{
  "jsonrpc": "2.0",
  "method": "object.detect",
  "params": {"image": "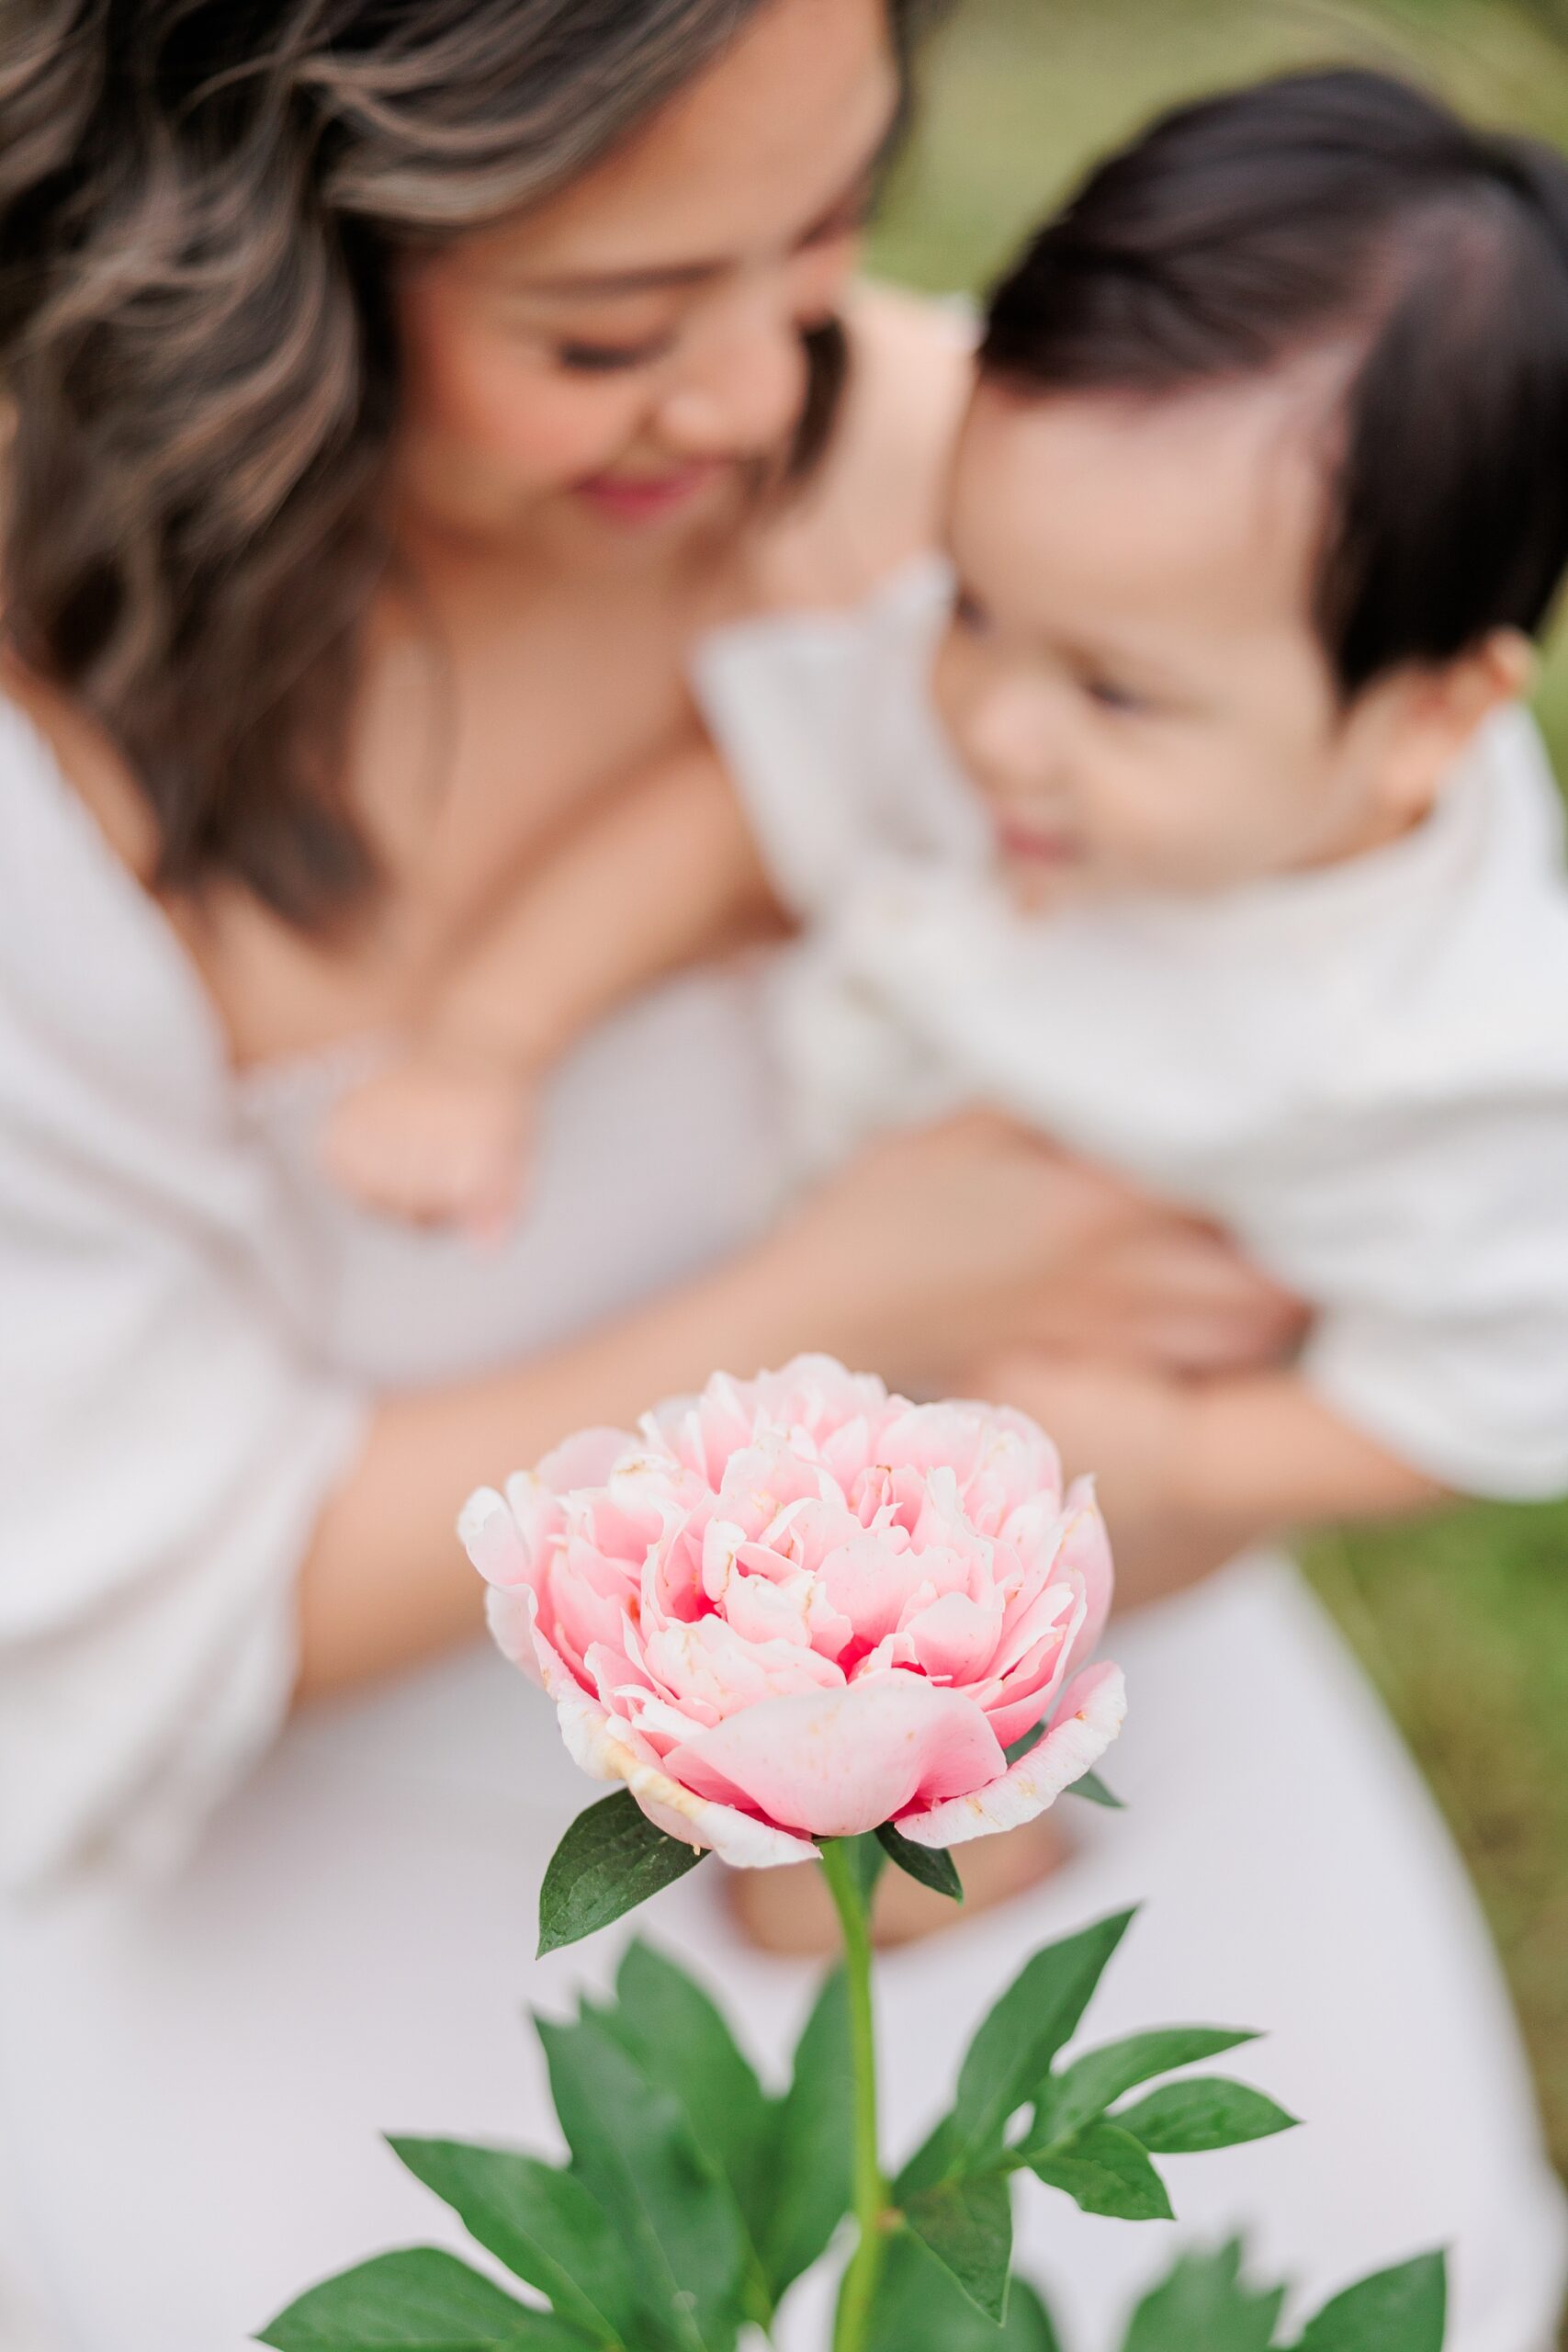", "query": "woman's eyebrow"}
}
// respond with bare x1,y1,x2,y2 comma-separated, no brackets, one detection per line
519,255,729,299
513,150,883,301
